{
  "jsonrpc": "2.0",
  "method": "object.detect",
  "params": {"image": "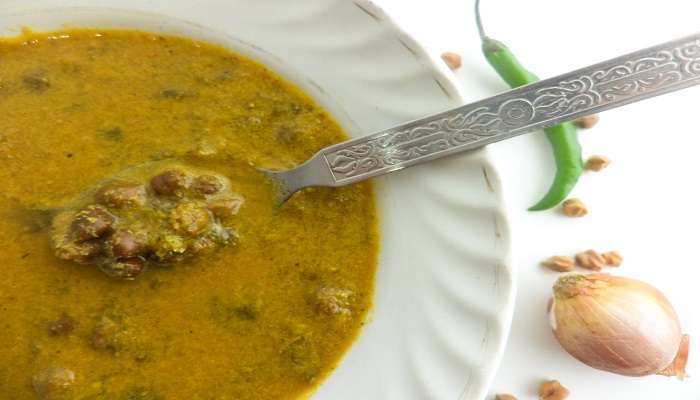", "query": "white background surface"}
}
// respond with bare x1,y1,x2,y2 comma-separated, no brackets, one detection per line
375,0,700,398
